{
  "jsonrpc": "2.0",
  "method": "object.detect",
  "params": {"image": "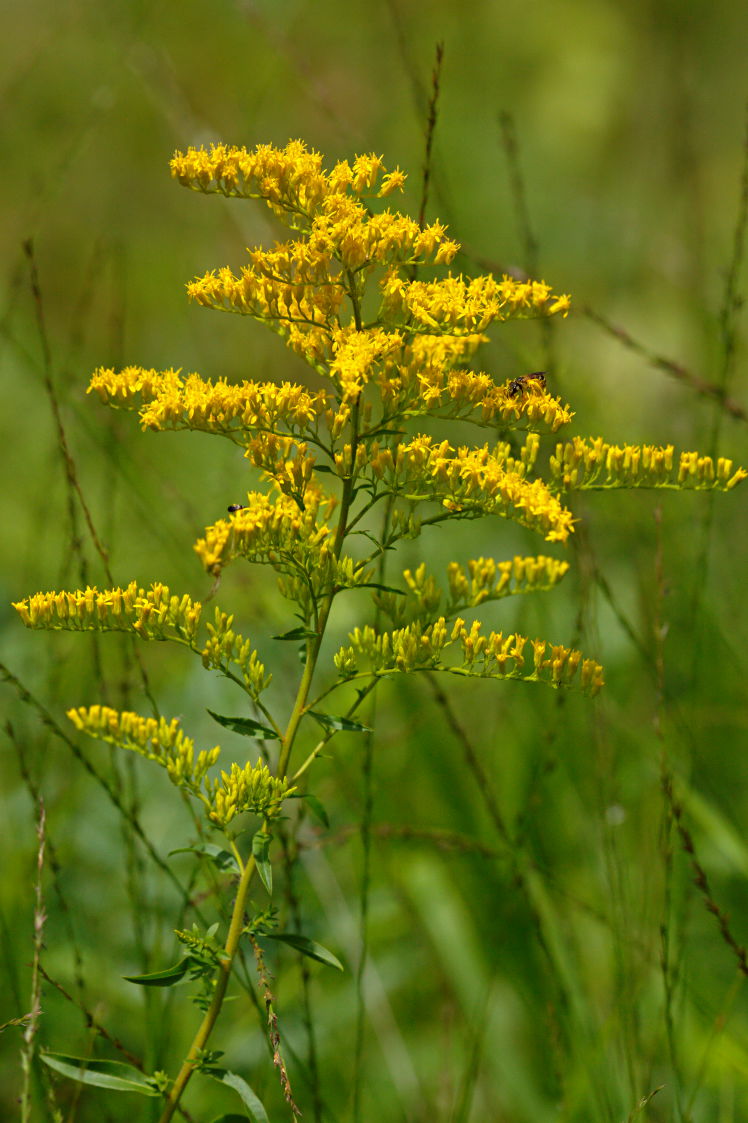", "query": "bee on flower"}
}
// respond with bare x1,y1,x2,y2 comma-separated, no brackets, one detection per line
508,371,547,398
